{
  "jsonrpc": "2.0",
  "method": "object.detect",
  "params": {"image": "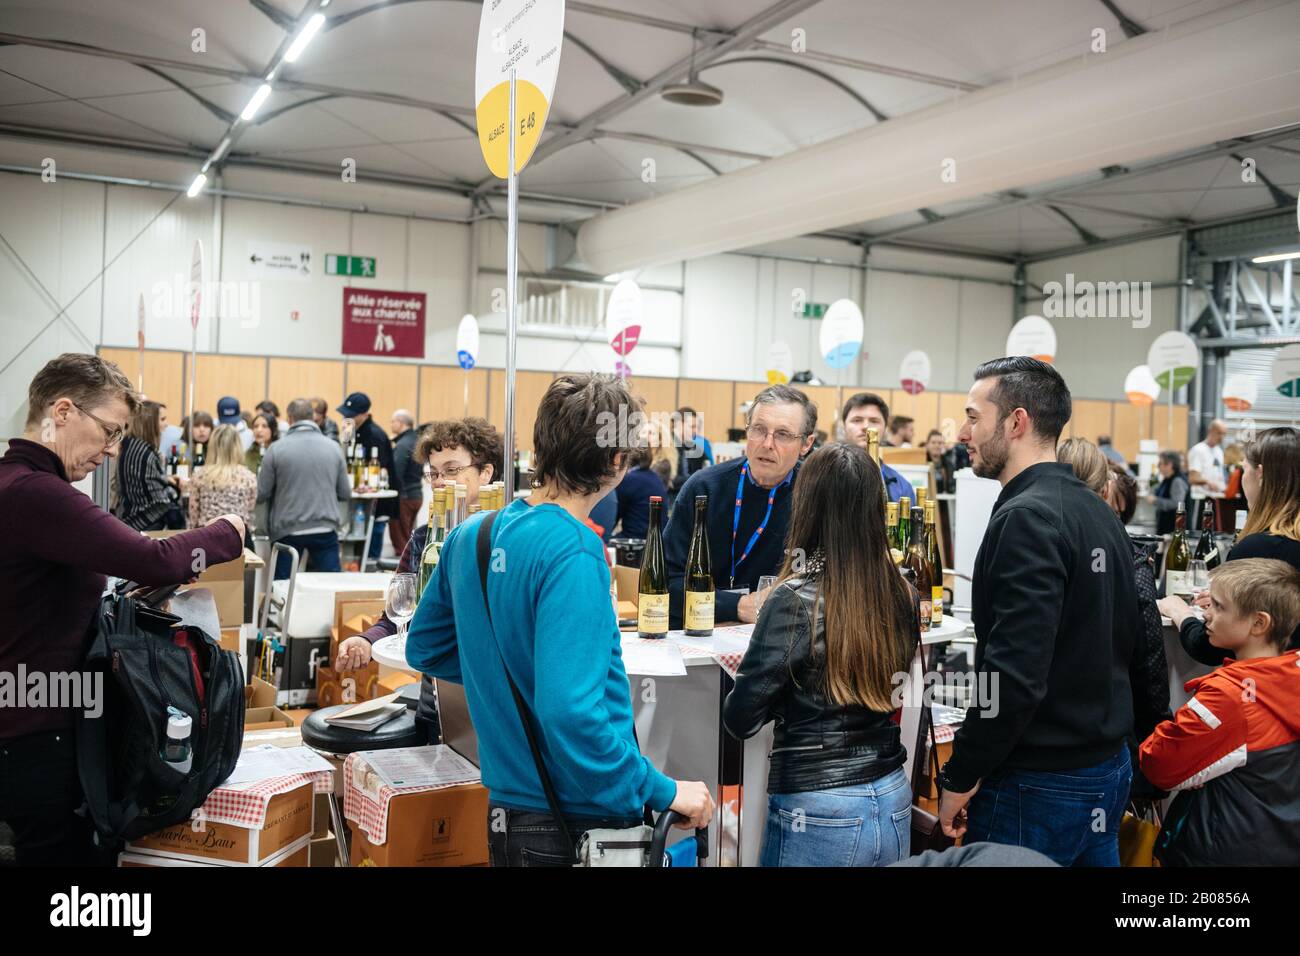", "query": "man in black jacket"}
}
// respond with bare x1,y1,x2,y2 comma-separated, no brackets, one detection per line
937,357,1138,867
337,392,397,560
